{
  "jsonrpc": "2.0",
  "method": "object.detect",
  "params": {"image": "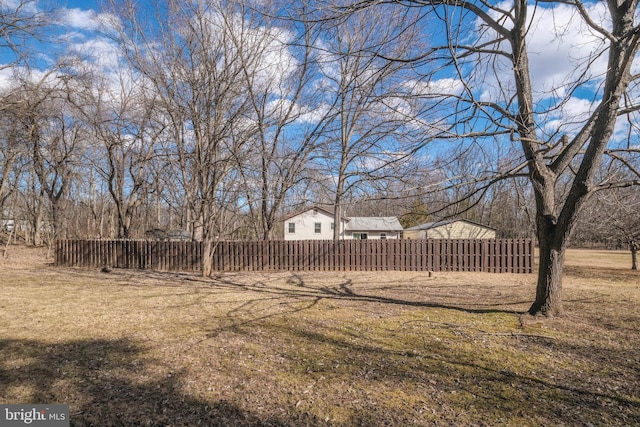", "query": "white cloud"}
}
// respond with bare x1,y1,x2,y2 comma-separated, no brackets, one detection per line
296,102,331,124
404,78,464,97
58,7,121,32
67,37,121,70
206,9,297,79
527,3,609,97
52,7,123,74
250,26,299,93
477,2,611,102
59,8,102,31
0,68,17,91
449,1,640,144
543,96,594,135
